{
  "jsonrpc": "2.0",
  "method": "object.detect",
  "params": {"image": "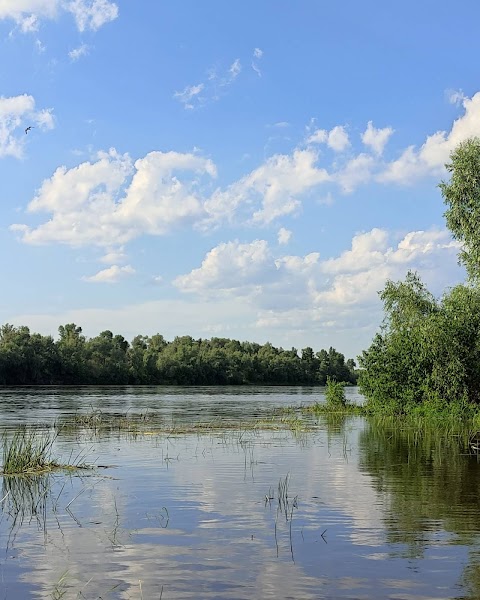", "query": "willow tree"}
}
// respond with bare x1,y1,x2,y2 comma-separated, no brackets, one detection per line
440,137,480,282
359,138,480,412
